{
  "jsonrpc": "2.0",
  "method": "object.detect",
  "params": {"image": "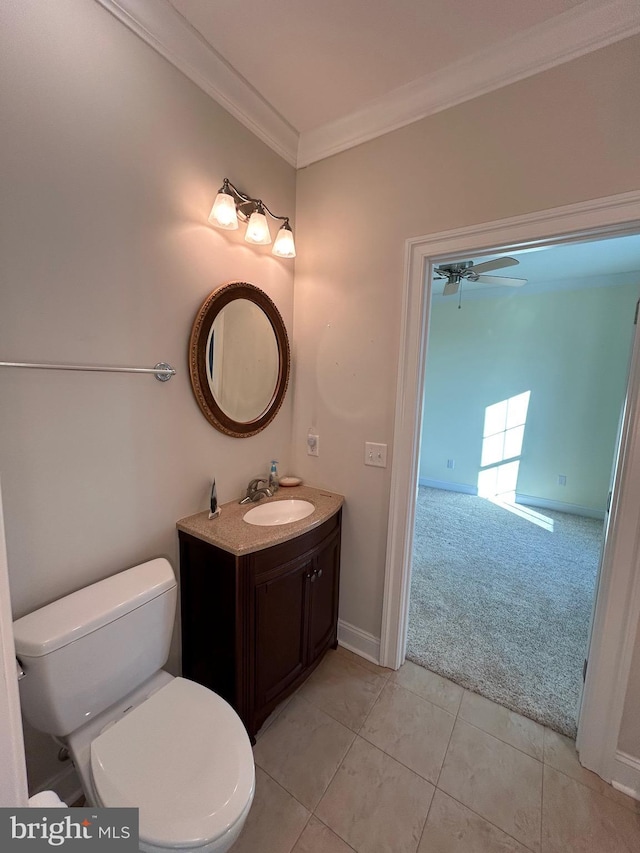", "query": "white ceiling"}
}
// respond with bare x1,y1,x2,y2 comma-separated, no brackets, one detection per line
96,0,640,166
169,0,585,133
